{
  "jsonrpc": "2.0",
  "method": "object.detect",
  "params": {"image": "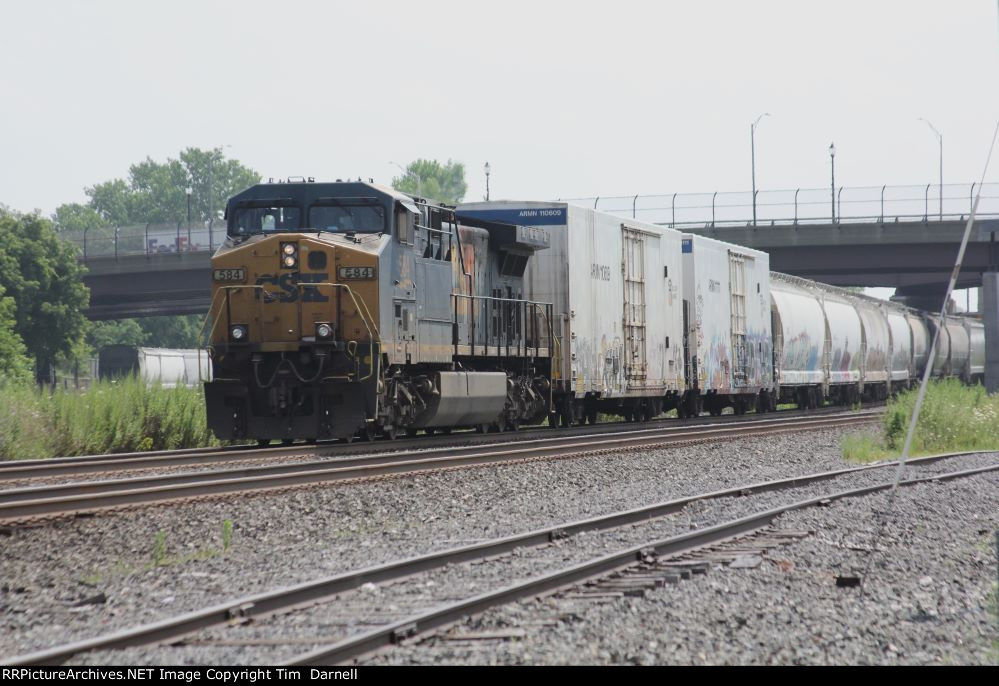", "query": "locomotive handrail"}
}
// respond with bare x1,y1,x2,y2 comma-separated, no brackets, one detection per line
197,284,269,383
299,282,381,384
451,293,555,361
